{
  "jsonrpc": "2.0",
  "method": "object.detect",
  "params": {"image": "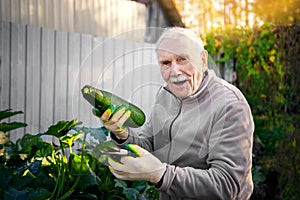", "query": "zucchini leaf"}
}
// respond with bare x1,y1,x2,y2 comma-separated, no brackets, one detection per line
44,119,81,138
16,134,49,156
84,126,108,142
0,109,24,121
89,140,115,160
0,122,27,132
115,179,140,200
